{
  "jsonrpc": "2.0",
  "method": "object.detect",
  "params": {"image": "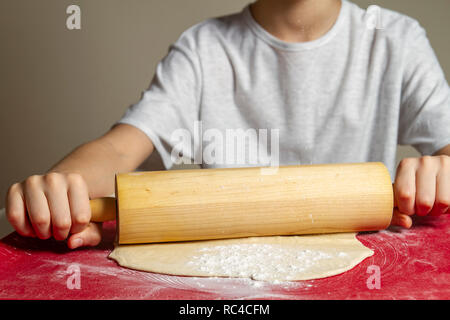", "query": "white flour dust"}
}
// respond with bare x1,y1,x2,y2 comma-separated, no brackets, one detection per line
187,243,336,281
